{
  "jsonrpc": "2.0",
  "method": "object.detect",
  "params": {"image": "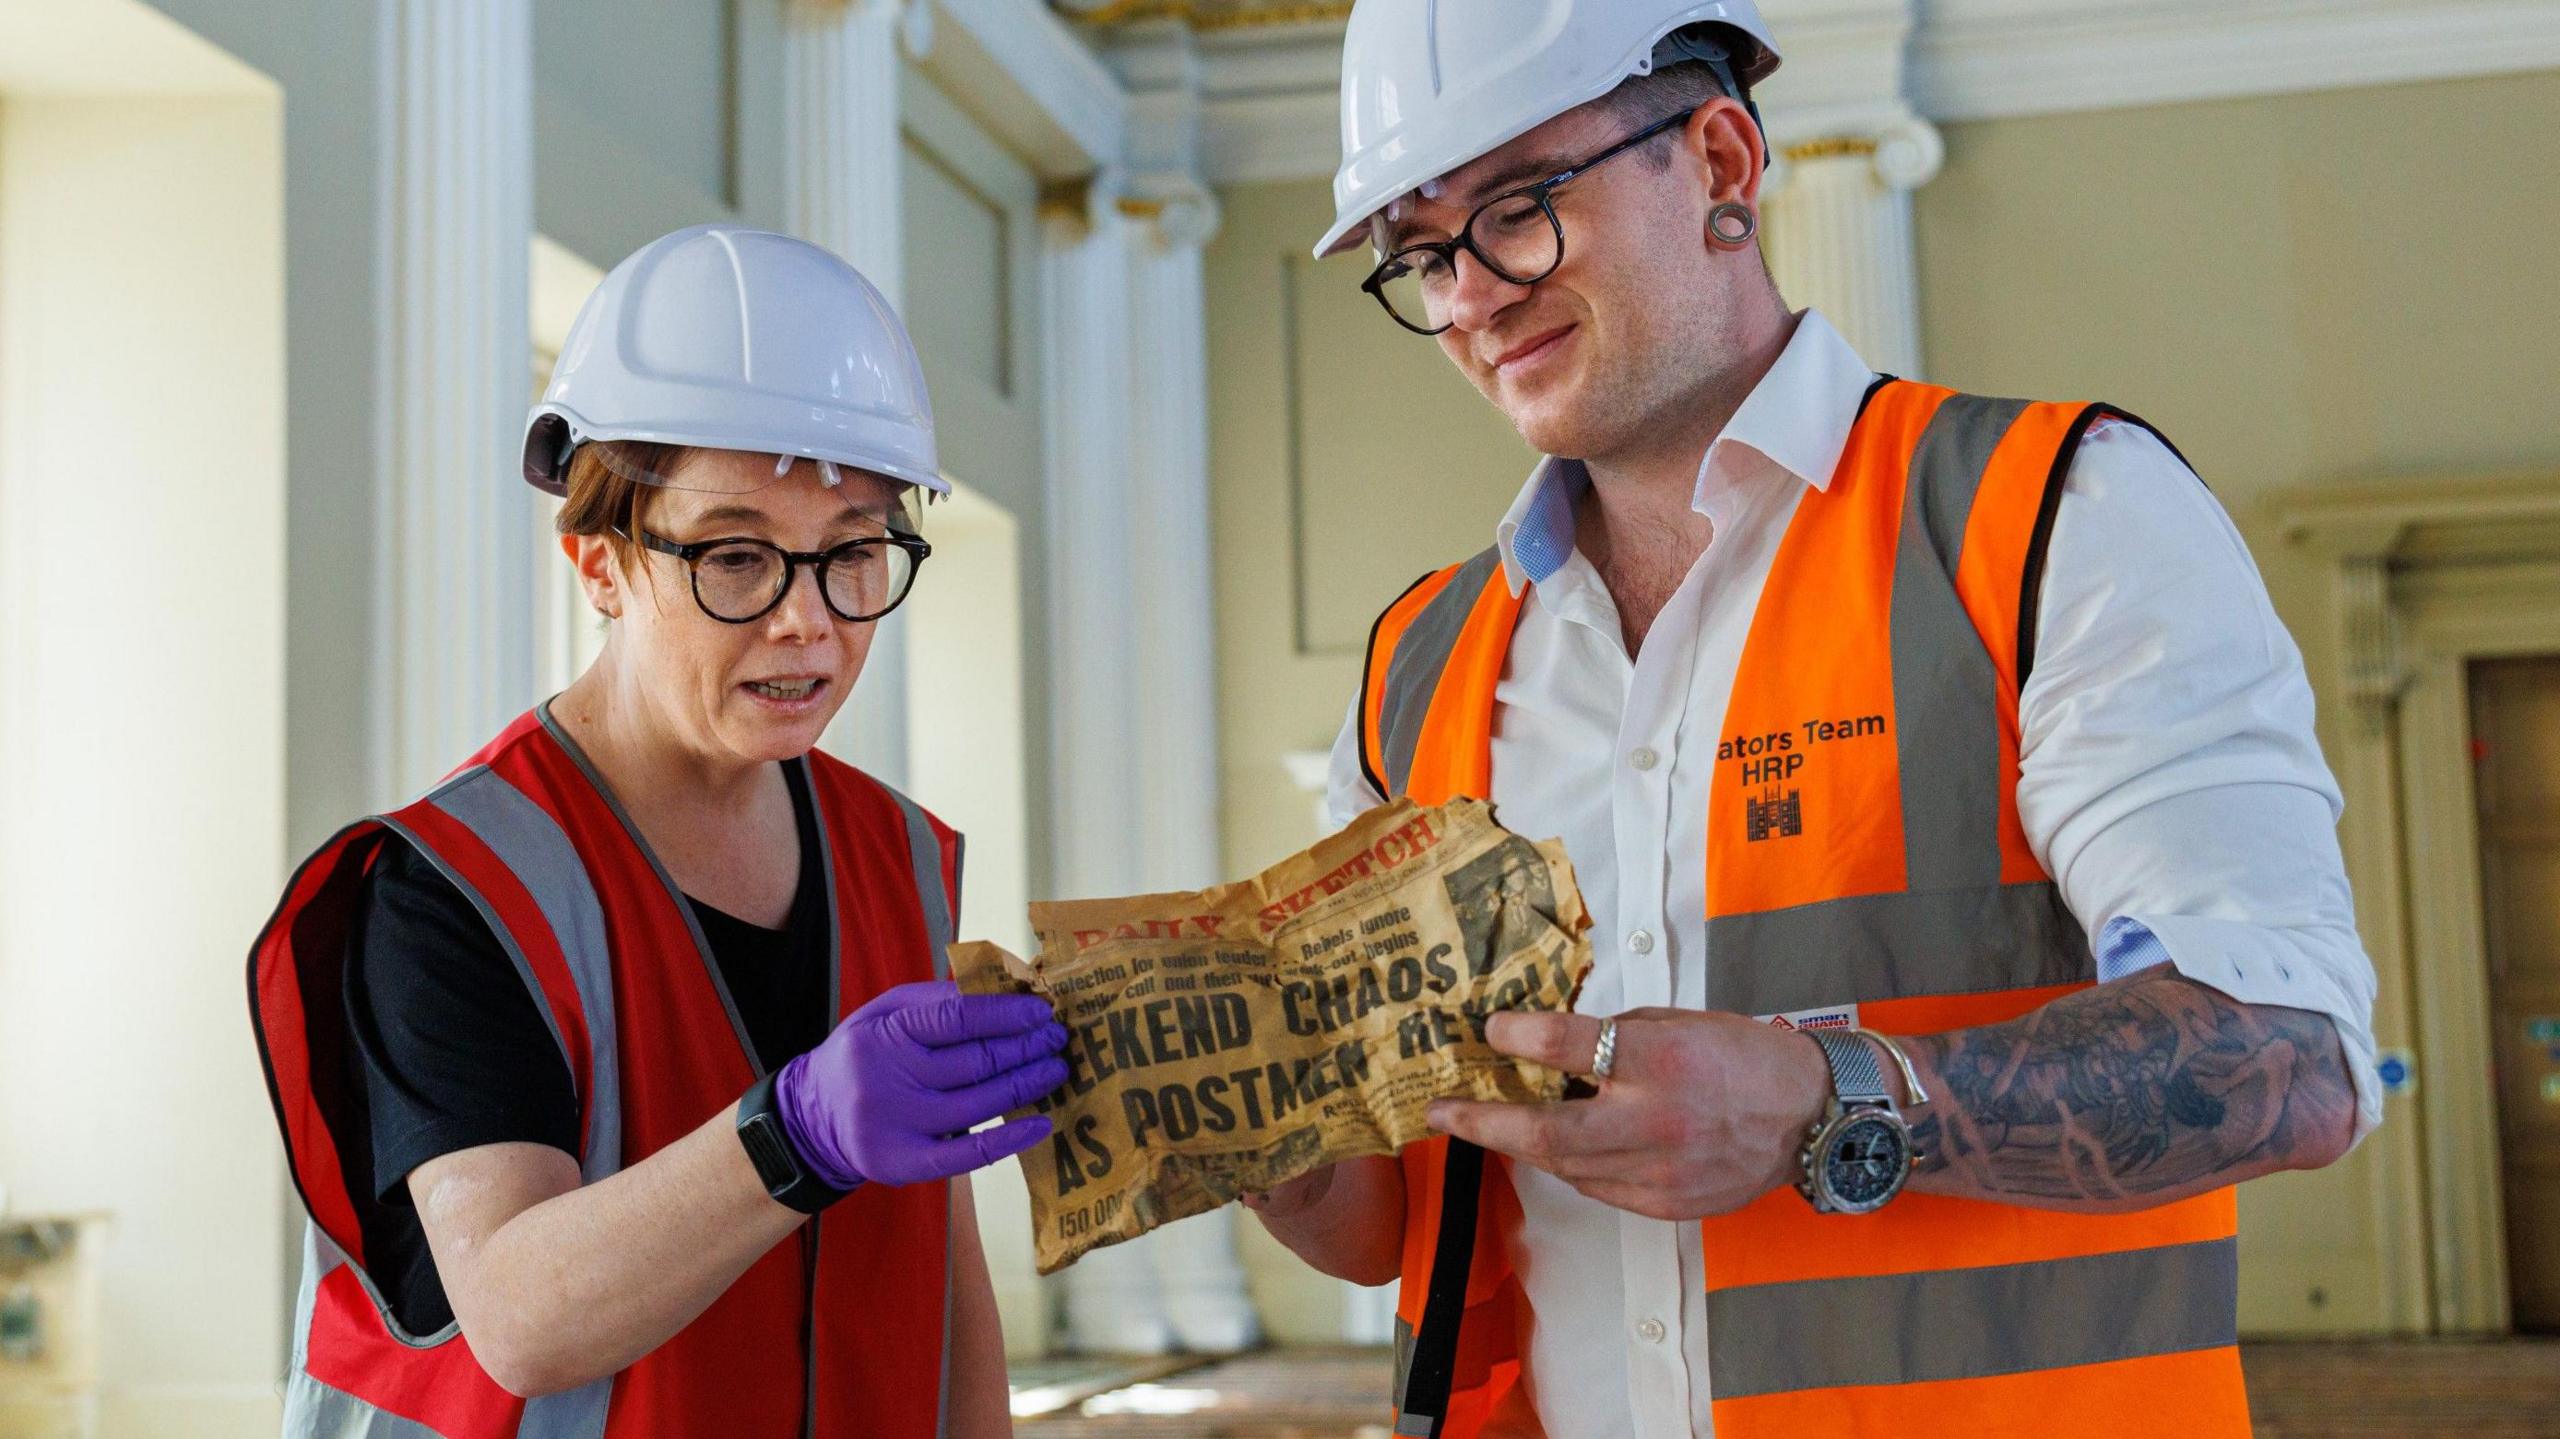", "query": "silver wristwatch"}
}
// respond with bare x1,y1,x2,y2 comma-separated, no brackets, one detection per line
1796,1028,1915,1215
